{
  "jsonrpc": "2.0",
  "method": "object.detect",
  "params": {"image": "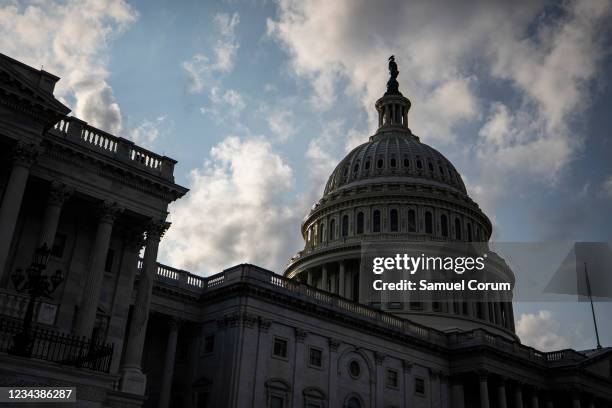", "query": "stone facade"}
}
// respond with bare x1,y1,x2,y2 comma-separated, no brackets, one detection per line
0,53,611,408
